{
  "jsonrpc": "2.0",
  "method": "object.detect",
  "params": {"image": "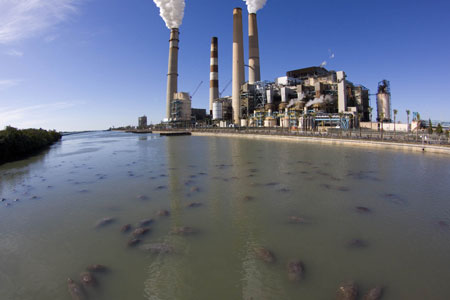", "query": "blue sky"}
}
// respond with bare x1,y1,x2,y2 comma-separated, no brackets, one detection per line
0,0,449,131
